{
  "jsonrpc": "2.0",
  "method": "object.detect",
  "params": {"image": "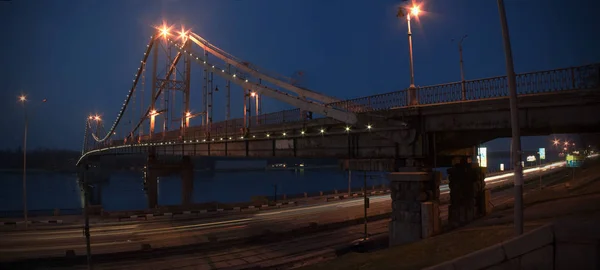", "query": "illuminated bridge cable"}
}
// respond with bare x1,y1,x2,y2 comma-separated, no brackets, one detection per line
169,39,358,124
190,32,372,113
188,32,340,105
90,35,157,143
126,37,193,142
